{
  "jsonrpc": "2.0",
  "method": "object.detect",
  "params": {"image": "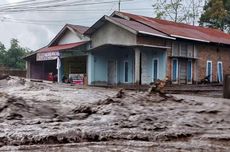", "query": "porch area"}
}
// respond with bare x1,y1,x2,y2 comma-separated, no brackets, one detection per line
87,44,168,86
25,42,88,84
